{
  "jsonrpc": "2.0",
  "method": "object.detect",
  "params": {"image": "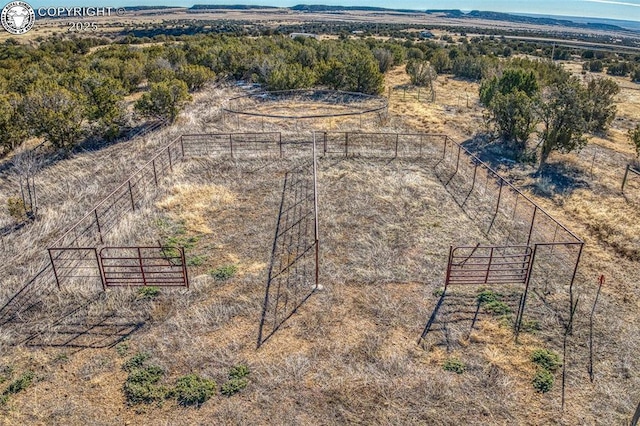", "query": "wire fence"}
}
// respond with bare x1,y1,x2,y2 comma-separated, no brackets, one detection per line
433,137,584,330
2,131,584,346
258,156,319,347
